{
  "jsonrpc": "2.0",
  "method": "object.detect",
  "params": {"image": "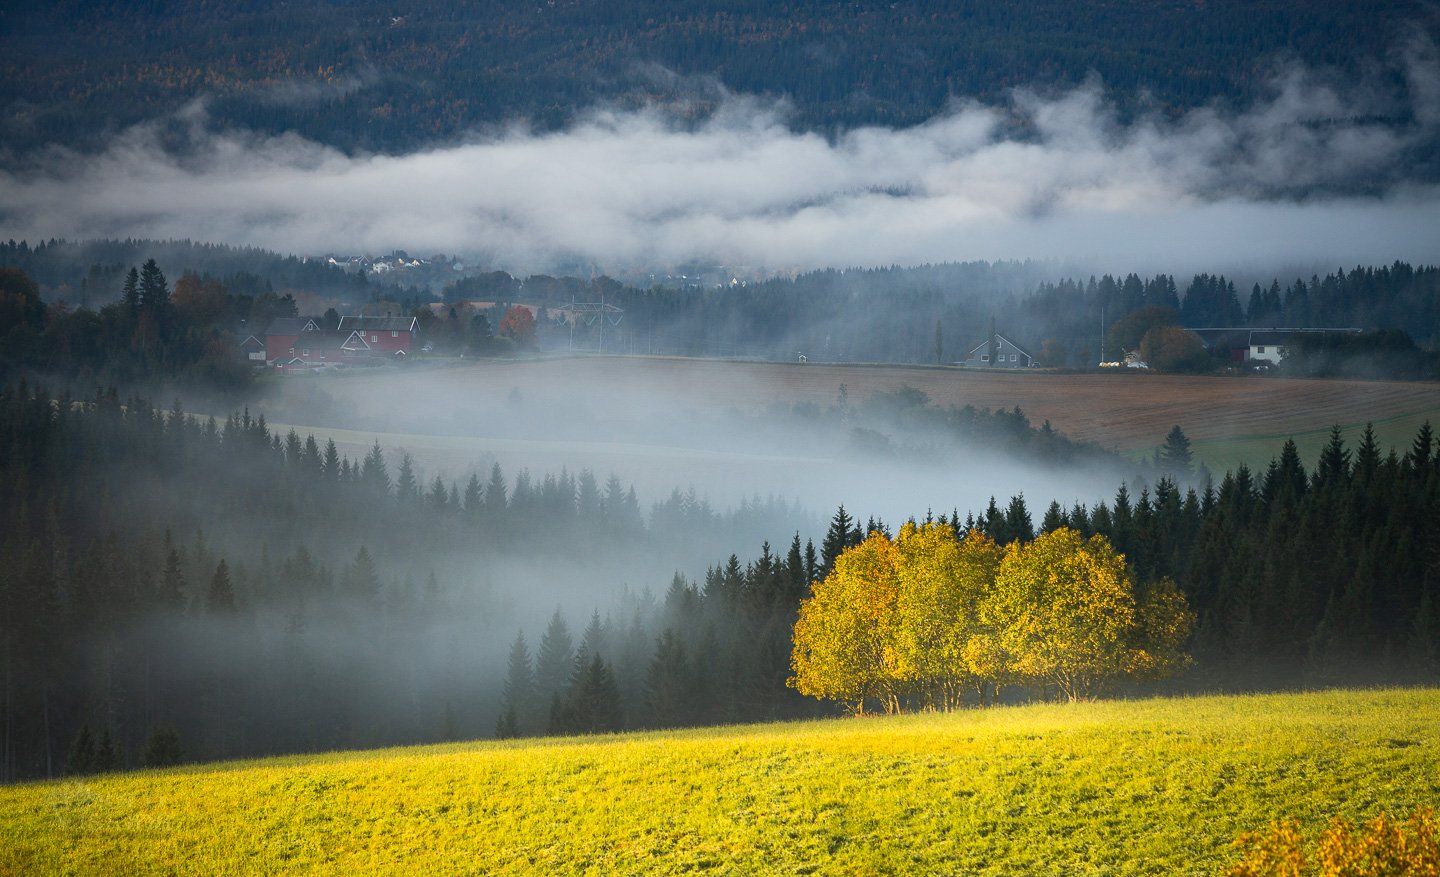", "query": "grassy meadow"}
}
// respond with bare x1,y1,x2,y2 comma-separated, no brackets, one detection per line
3,688,1438,875
1143,407,1440,474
